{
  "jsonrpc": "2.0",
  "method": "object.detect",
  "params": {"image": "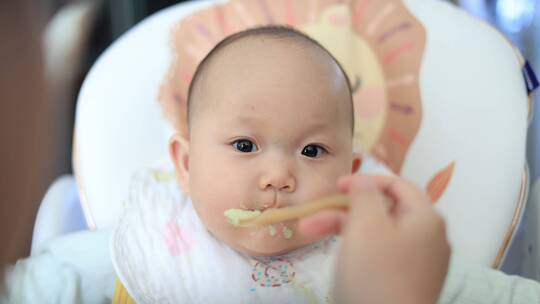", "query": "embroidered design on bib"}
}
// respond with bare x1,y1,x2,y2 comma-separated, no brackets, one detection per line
251,258,296,287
